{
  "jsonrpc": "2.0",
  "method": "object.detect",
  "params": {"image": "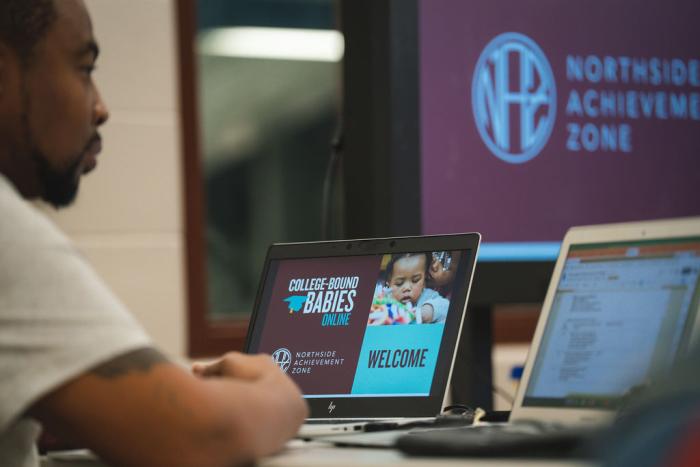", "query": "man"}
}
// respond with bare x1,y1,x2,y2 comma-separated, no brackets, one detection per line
0,1,307,465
